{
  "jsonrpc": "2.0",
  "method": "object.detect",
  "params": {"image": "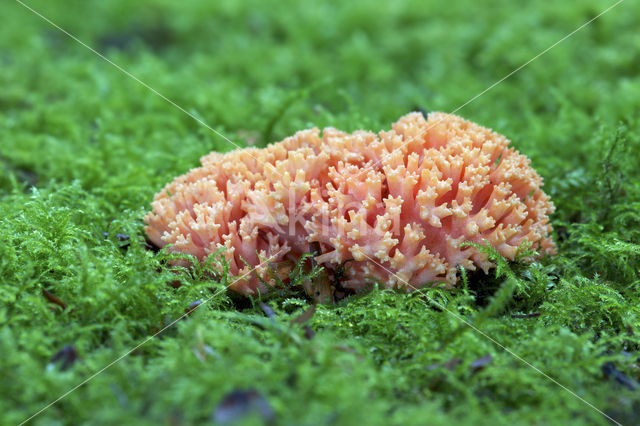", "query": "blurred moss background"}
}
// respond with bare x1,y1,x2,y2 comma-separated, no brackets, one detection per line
1,0,639,425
